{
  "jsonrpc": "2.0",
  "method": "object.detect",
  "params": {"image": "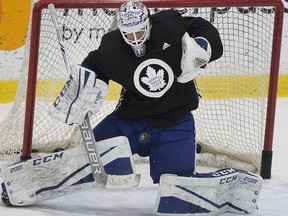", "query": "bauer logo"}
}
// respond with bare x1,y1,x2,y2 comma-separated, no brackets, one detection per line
33,152,64,166
80,118,102,174
10,164,23,173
